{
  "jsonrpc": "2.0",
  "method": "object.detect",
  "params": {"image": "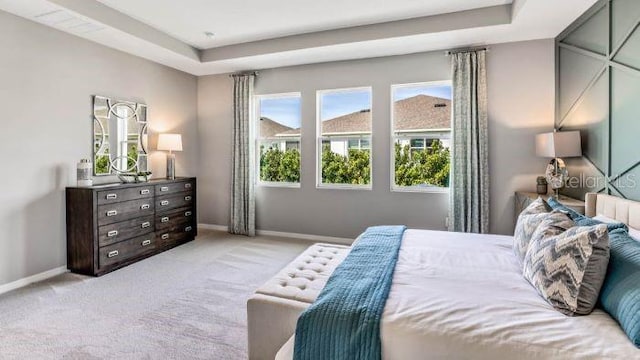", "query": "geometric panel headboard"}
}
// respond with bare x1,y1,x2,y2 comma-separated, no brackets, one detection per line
556,0,640,201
